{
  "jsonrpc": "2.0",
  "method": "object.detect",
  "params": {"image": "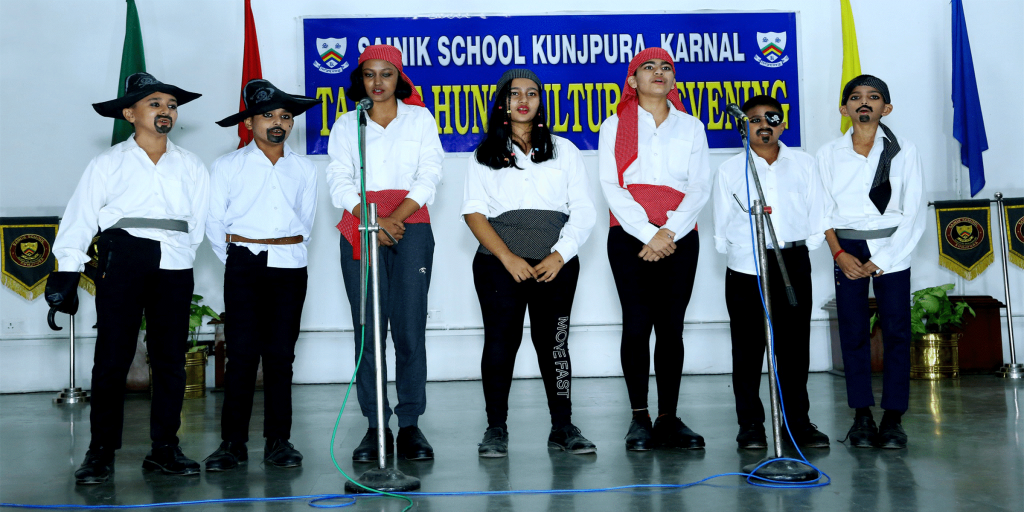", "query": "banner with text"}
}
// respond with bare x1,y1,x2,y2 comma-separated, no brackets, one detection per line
303,12,801,154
